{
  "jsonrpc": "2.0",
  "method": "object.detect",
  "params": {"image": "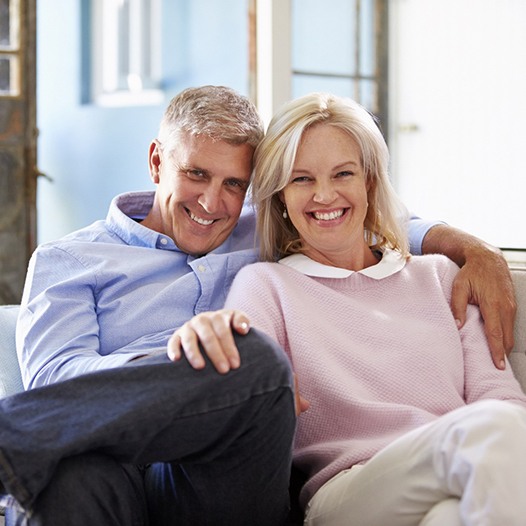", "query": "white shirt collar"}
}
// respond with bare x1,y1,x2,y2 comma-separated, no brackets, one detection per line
278,248,406,279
